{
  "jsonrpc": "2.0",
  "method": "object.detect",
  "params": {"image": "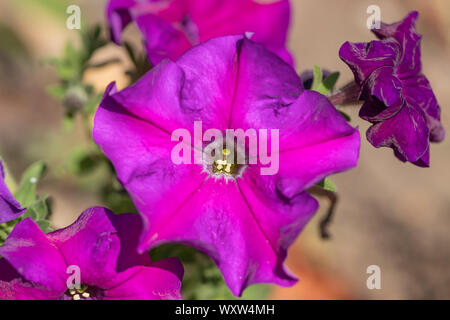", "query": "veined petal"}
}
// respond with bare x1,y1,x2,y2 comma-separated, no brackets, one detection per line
339,39,399,85
366,104,429,162
372,11,422,77
360,66,403,109
402,74,445,143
